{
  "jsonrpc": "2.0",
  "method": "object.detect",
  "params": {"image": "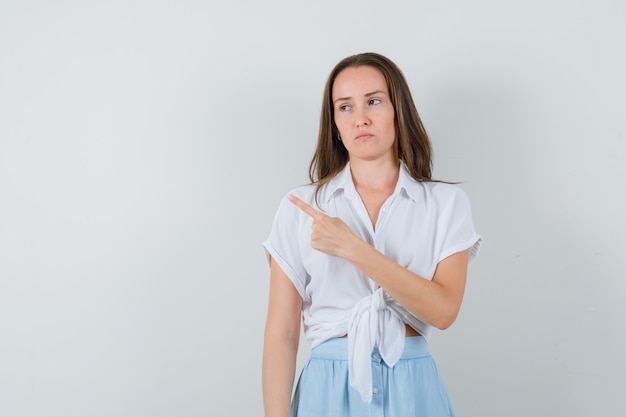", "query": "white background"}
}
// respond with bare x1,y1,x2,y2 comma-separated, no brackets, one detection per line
1,1,625,416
